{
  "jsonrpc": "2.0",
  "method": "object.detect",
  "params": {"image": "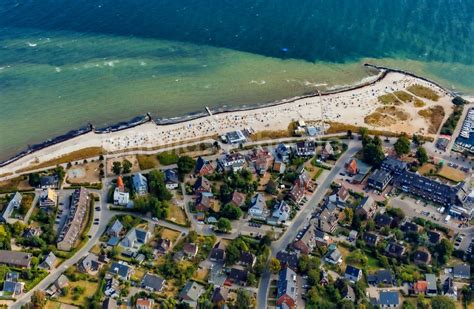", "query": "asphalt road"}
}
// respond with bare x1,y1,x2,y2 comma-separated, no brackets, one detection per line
257,140,361,309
